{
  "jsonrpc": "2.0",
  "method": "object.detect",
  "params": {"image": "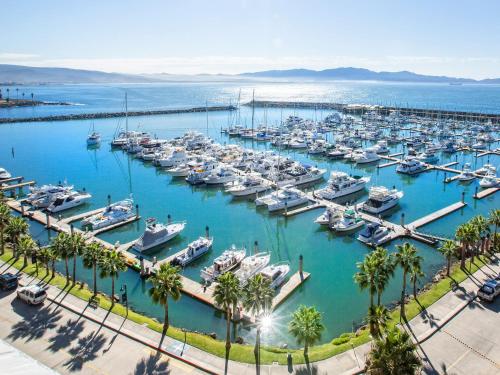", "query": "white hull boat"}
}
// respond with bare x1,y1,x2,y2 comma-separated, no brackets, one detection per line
47,191,92,213
133,219,186,252
171,237,213,266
